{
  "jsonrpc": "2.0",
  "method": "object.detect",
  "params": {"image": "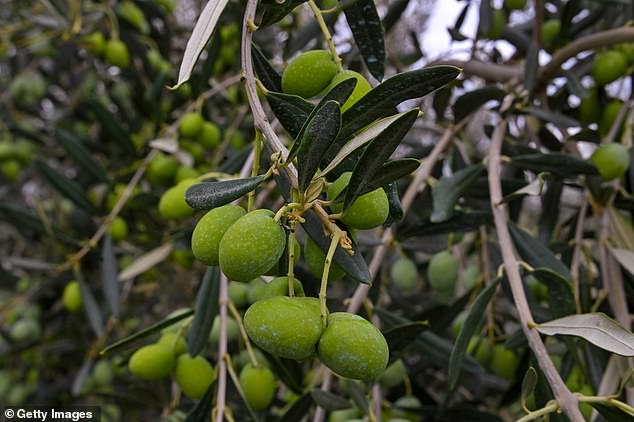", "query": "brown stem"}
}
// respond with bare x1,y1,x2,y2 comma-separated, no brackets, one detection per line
215,273,229,422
